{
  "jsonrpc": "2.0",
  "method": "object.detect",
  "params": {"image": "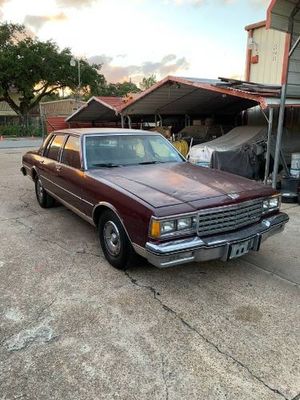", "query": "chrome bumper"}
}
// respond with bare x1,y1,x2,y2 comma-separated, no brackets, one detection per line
139,213,289,268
